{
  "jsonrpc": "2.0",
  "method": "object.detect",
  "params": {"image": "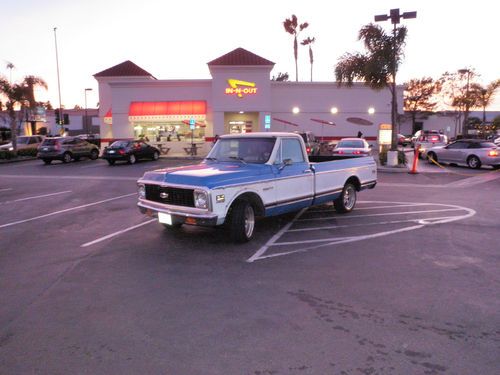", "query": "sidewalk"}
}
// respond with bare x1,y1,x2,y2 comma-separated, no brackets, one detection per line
374,149,445,173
